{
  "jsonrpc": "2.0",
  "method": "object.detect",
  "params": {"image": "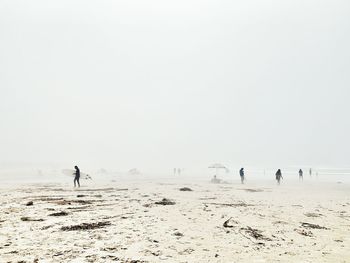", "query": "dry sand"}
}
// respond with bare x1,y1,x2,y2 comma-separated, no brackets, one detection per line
0,179,349,262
